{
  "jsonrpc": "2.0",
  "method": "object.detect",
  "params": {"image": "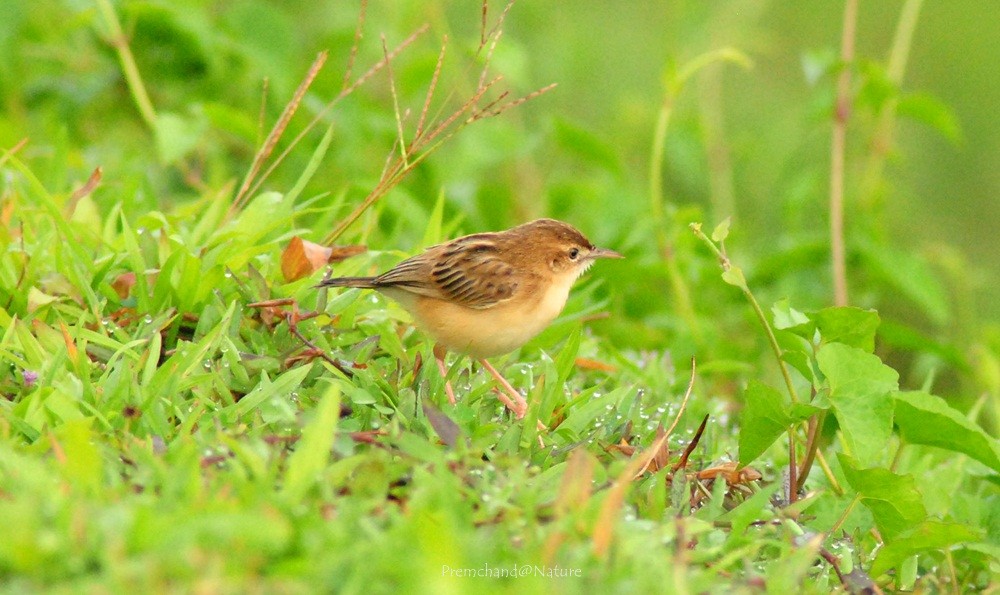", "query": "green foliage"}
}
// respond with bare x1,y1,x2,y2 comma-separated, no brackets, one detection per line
819,343,899,466
0,1,998,593
893,391,1000,472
